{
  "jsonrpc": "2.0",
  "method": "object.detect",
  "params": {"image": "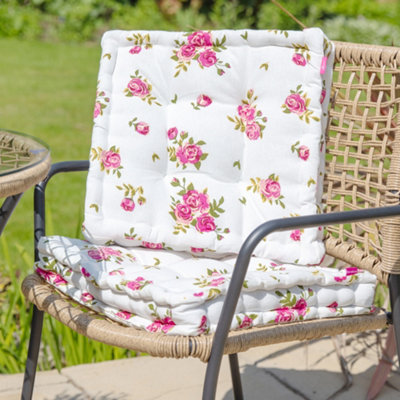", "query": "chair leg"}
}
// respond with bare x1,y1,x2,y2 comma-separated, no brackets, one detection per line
21,306,44,400
388,274,400,363
229,353,244,400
